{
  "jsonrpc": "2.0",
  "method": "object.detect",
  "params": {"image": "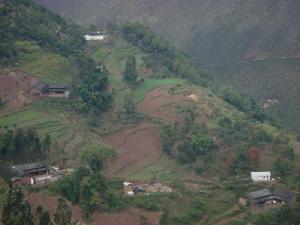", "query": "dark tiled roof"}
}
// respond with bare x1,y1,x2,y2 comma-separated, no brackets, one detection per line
247,189,295,204
48,84,68,92
48,84,68,89
247,189,272,199
12,162,49,177
33,81,48,91
274,190,295,200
